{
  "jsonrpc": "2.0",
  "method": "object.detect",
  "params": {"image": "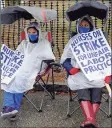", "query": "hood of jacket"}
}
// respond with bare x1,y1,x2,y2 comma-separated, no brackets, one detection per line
24,22,43,43
76,15,95,33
